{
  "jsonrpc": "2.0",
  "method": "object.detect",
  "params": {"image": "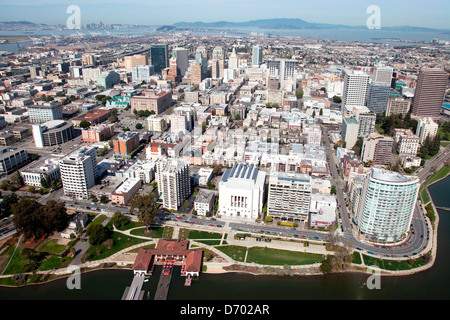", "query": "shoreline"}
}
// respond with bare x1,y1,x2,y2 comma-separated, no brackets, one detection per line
0,172,447,290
